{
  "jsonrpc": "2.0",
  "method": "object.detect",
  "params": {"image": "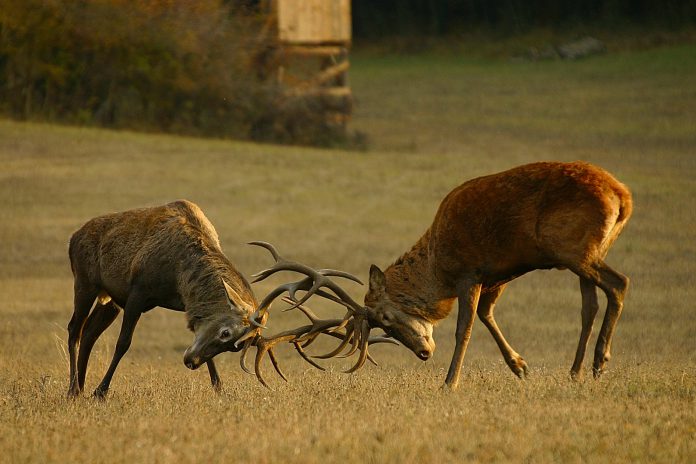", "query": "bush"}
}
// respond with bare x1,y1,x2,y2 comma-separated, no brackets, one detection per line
0,0,348,146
